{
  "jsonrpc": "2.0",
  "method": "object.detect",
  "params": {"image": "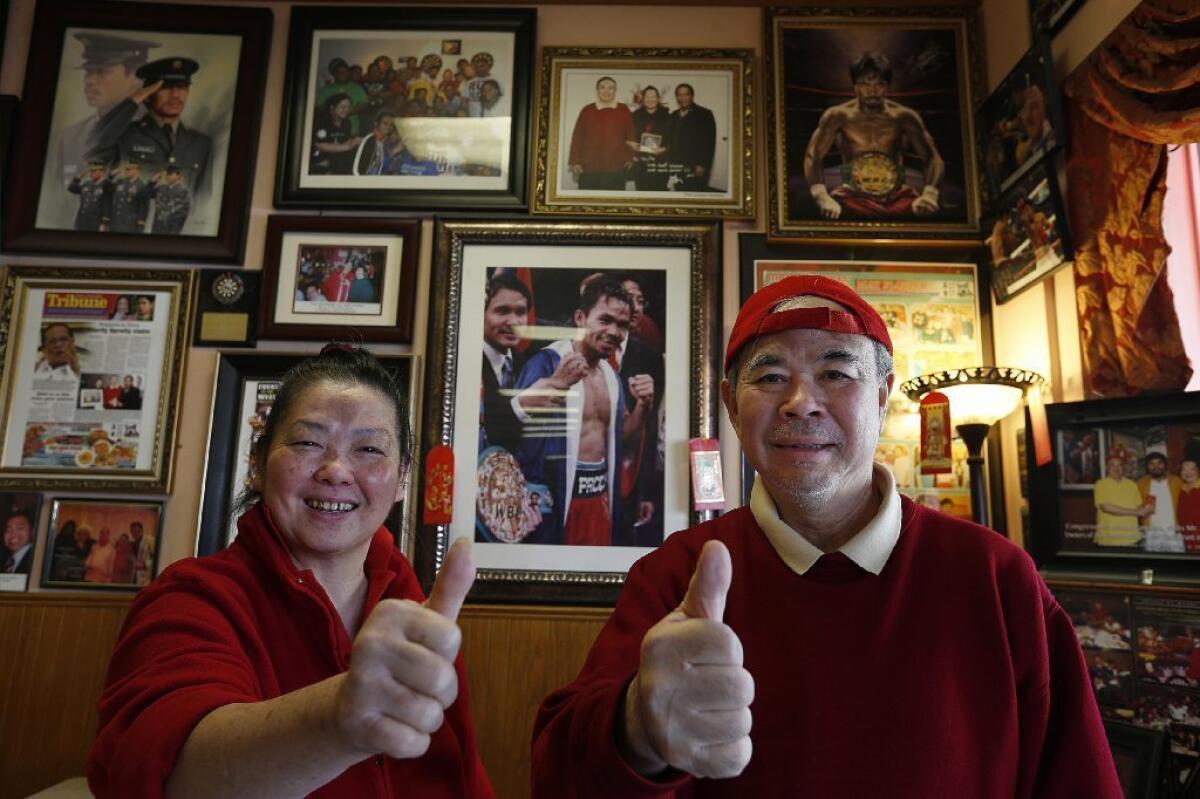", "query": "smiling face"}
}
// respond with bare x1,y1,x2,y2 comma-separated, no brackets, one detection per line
1182,460,1199,483
596,78,617,104
641,87,660,111
574,295,632,361
675,84,693,110
1105,457,1125,480
722,326,891,518
3,515,32,552
256,380,405,567
483,287,528,351
1146,456,1168,479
